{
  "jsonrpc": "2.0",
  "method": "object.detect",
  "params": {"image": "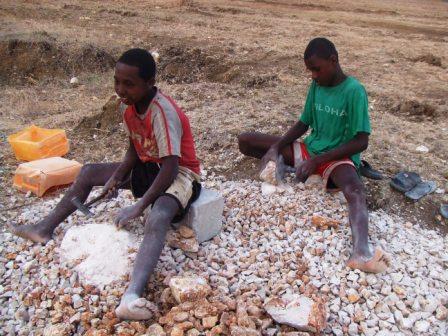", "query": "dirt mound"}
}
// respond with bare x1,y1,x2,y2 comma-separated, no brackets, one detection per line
377,95,438,121
213,6,246,14
157,45,280,87
99,8,138,17
0,33,115,85
71,95,127,163
394,99,438,121
75,95,123,133
158,45,235,84
413,53,443,67
244,74,279,88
